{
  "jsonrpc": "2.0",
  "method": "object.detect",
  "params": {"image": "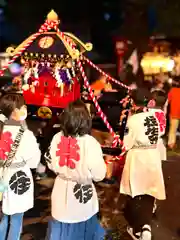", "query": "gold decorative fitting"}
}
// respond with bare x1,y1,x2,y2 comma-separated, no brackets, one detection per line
6,46,15,56
47,10,59,21
71,49,80,59
37,106,52,119
66,60,72,68
84,43,93,51
6,34,38,57
21,59,25,64
63,32,93,53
